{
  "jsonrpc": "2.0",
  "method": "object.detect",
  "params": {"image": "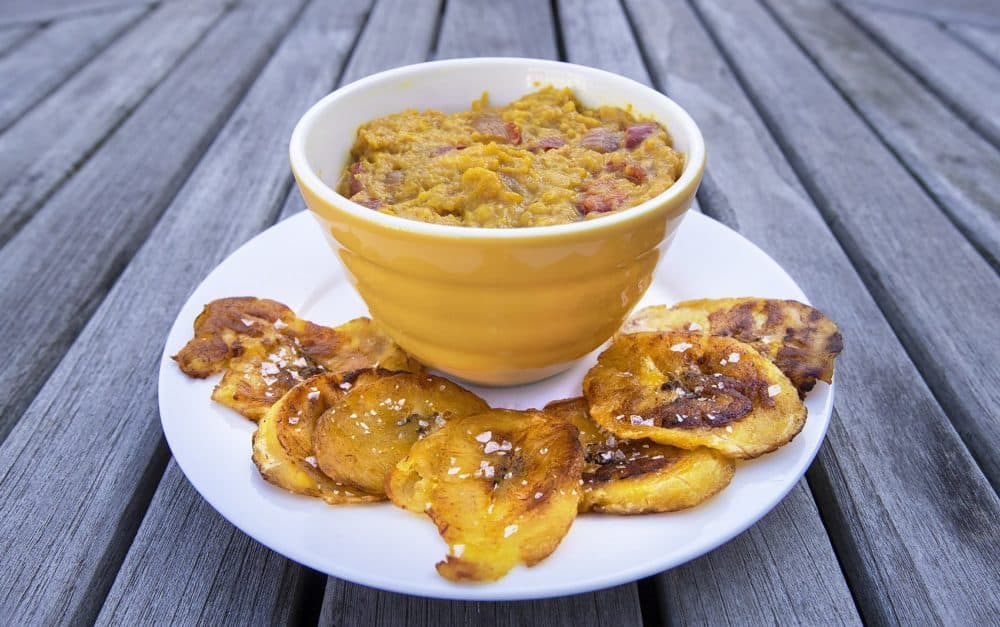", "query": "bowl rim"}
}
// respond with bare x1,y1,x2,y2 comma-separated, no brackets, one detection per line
289,57,706,240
